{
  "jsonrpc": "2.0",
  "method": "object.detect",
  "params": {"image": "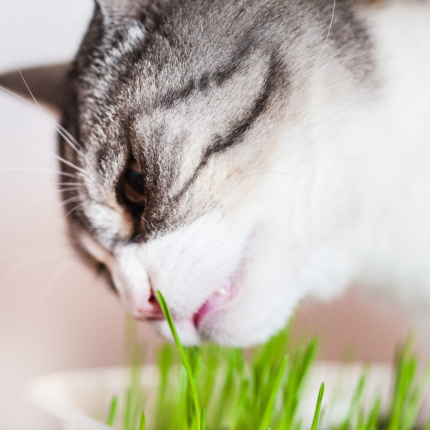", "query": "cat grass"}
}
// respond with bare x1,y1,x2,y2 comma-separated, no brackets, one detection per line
104,292,430,430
